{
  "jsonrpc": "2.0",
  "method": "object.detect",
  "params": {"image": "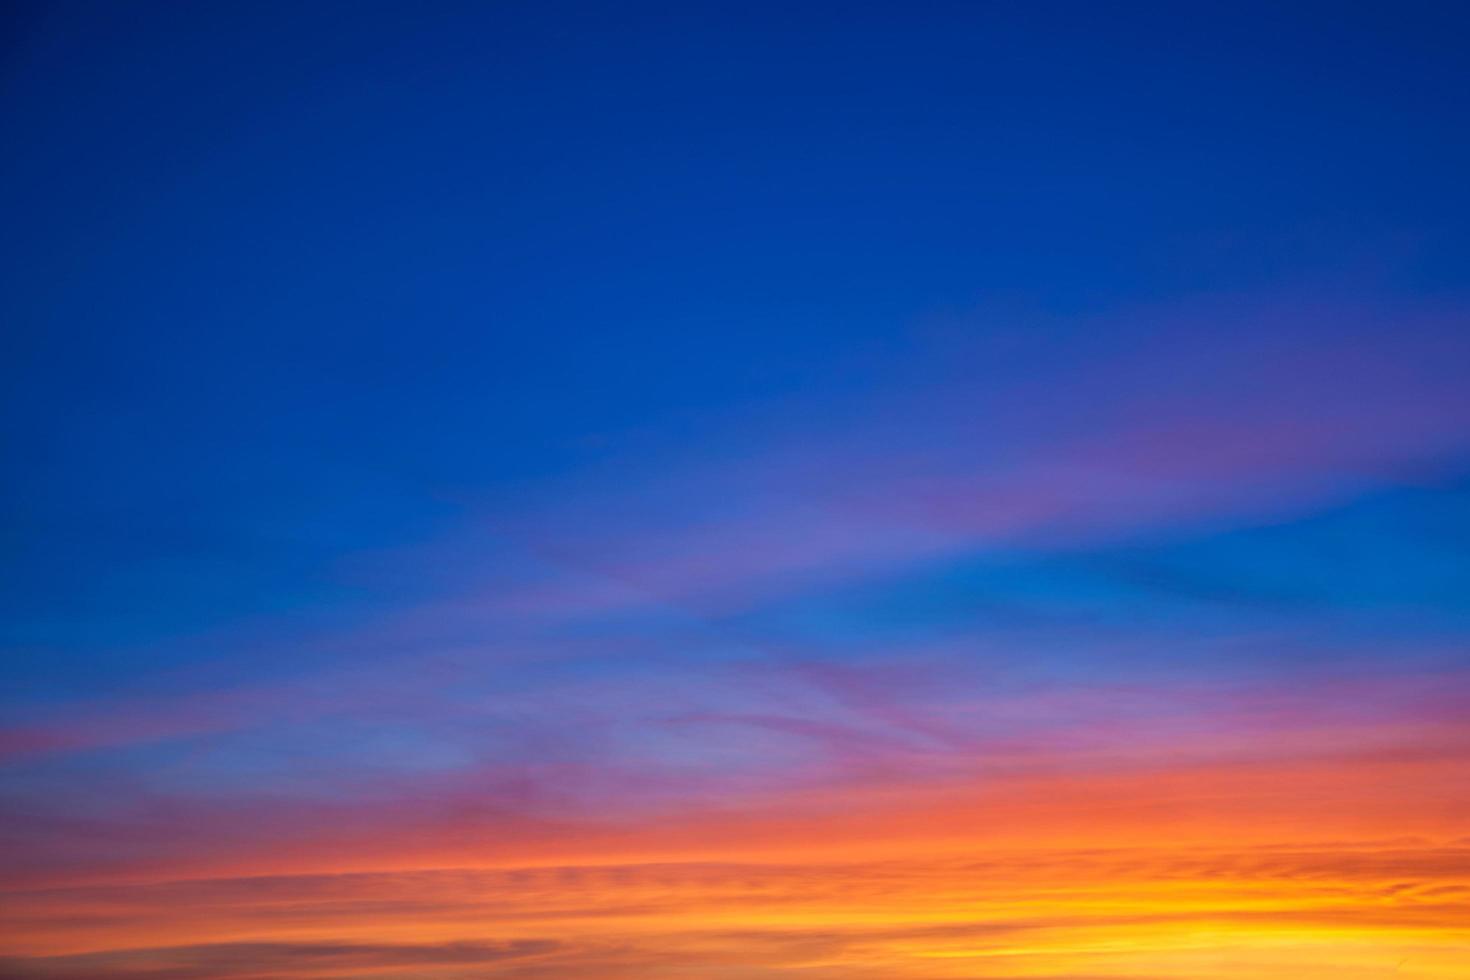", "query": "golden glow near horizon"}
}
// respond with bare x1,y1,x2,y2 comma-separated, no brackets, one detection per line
4,724,1466,978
